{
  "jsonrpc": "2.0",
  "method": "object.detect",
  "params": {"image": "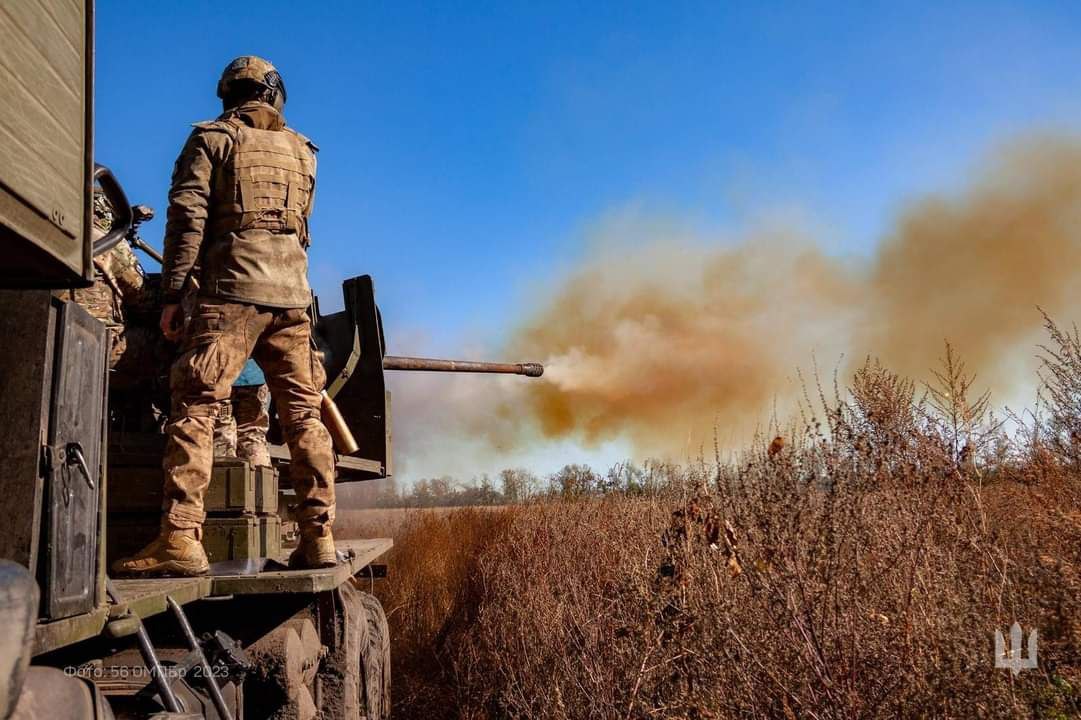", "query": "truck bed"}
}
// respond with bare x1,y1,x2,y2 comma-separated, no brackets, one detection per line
33,537,392,655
